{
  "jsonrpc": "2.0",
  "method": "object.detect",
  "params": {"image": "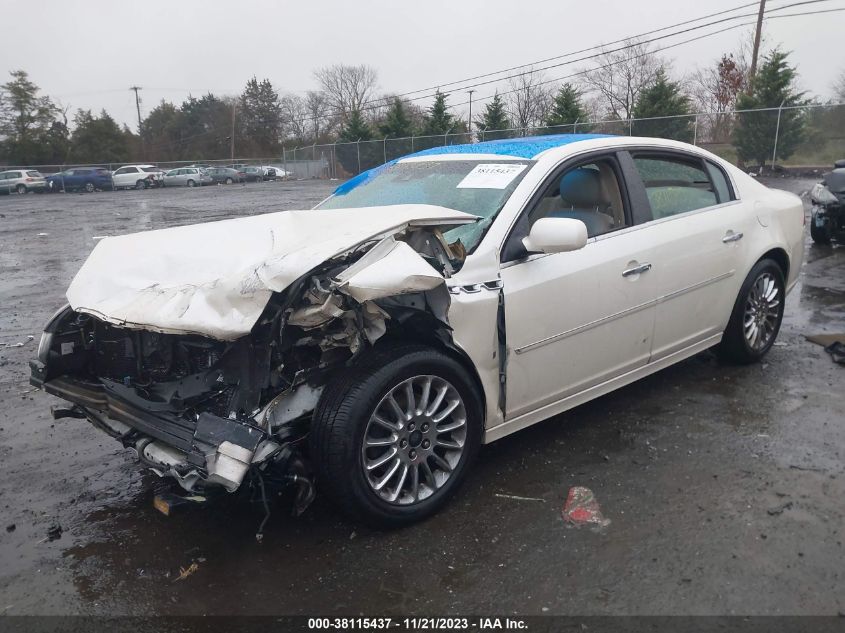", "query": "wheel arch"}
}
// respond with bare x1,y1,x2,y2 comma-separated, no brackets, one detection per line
365,322,488,428
757,246,789,281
